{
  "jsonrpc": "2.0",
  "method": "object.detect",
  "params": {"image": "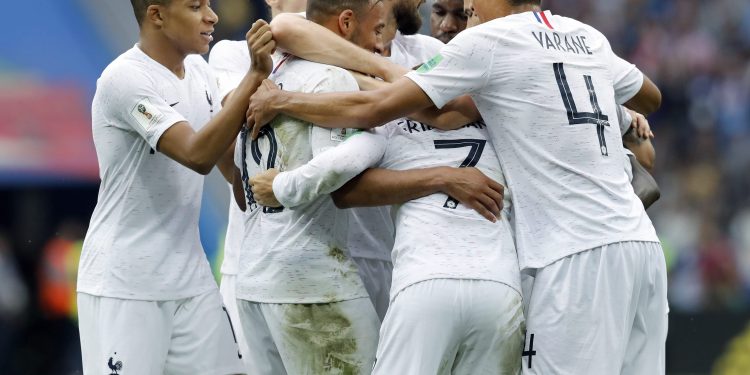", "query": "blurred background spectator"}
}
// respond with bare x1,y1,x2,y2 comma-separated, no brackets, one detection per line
0,0,747,373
